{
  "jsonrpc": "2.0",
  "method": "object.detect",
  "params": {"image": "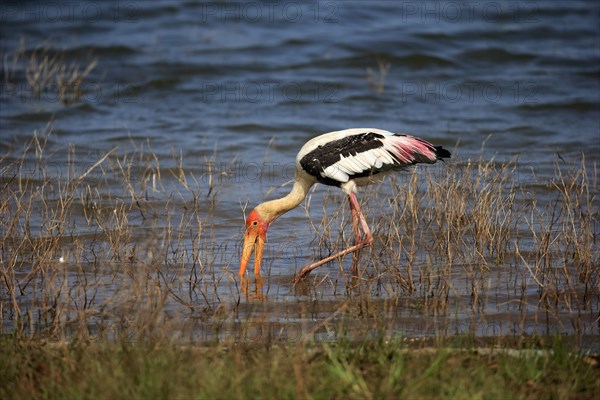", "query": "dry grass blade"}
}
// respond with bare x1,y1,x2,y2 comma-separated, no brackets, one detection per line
0,133,598,345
